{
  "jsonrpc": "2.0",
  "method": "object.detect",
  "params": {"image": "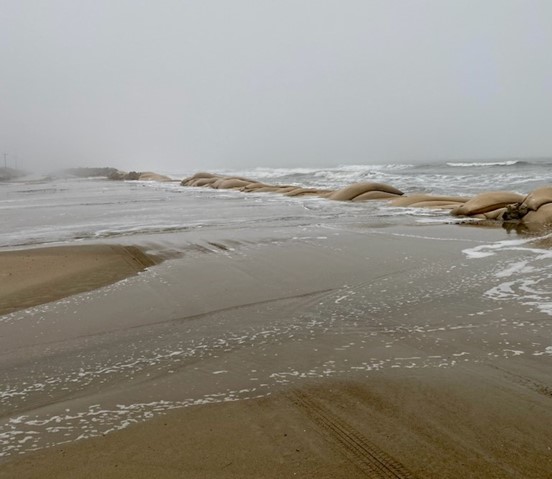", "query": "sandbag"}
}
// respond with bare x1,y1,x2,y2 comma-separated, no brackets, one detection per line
210,178,228,188
451,191,524,216
191,177,219,187
484,208,508,220
217,178,251,189
317,191,334,198
181,172,218,185
124,171,141,180
521,203,552,227
328,182,403,201
192,172,218,179
298,190,331,197
390,194,470,207
242,183,270,191
249,186,281,193
408,201,465,209
521,186,552,211
352,191,400,201
285,188,320,197
138,172,172,182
